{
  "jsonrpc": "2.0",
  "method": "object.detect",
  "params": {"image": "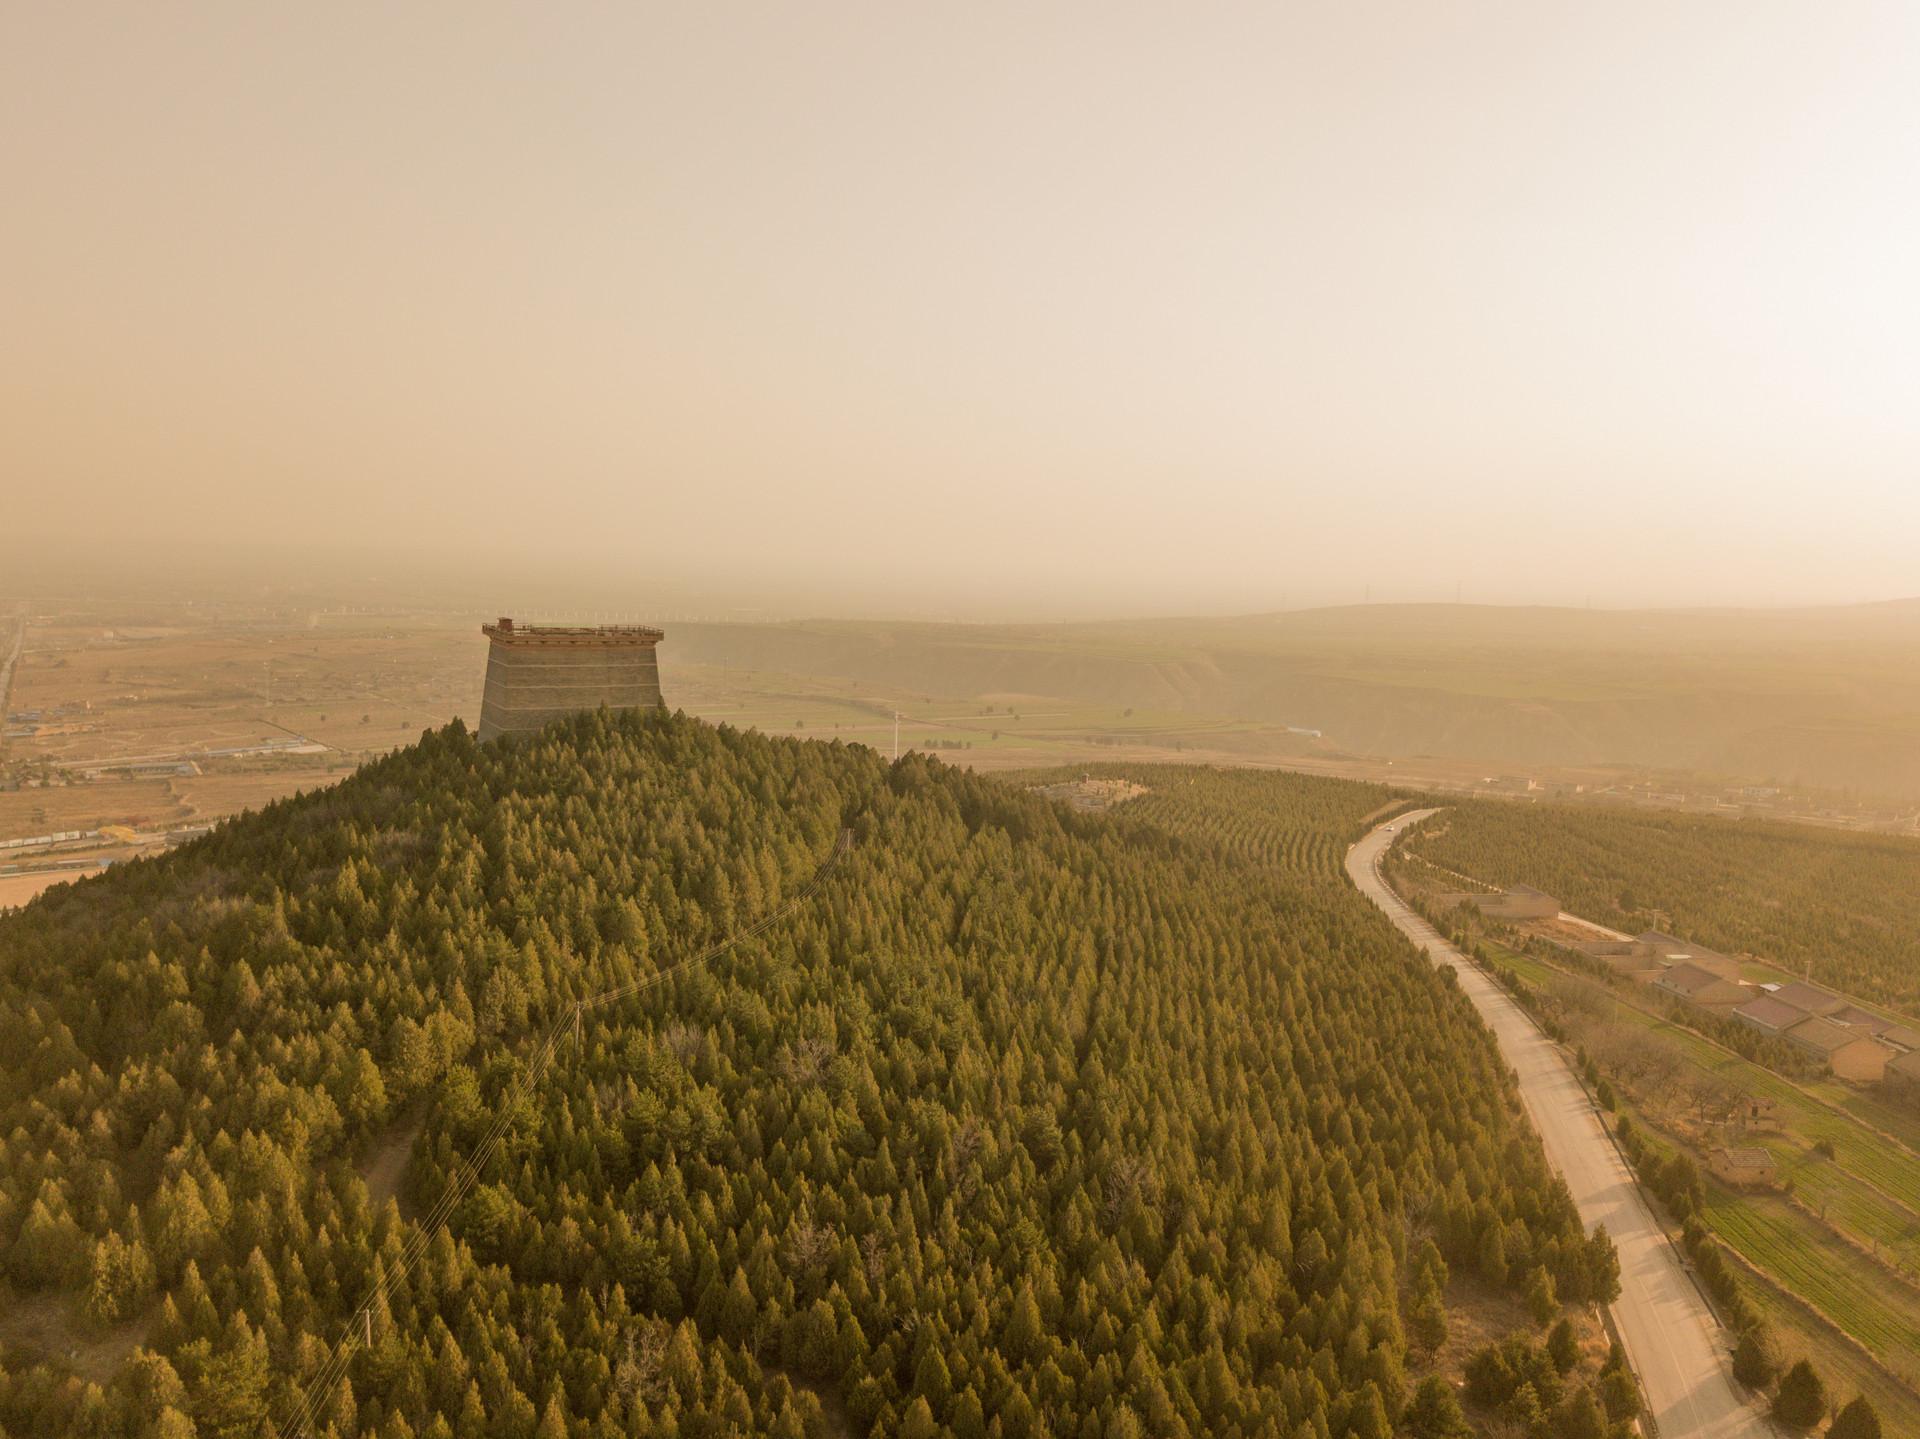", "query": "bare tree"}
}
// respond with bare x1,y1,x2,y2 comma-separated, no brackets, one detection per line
774,1034,834,1086
1102,1154,1161,1228
659,1021,703,1064
613,1322,668,1405
784,1211,836,1280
